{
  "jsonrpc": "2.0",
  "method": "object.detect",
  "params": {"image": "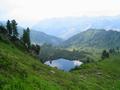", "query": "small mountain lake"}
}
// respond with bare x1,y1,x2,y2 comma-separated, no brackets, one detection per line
44,58,83,71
